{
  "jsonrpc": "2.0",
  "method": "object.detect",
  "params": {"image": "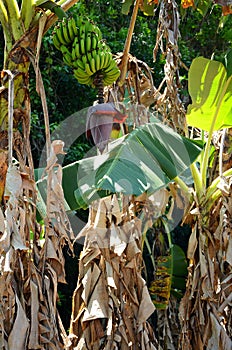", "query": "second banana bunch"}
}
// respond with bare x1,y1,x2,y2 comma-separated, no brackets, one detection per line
52,16,120,86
